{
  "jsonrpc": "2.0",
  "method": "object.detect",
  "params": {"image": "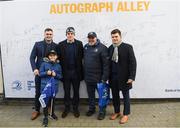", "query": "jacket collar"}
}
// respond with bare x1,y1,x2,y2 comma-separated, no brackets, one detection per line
44,39,53,44
66,39,76,44
43,57,59,63
87,39,100,47
109,42,124,58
